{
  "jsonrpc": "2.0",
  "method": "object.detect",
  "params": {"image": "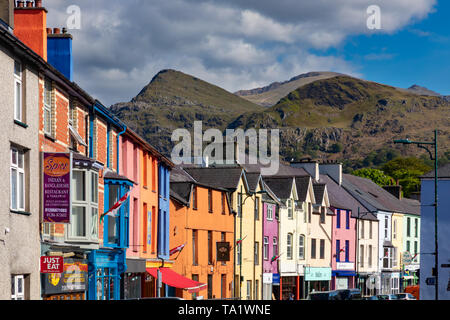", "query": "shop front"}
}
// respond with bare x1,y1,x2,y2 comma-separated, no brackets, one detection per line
304,267,331,296
121,258,147,300
332,262,355,290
